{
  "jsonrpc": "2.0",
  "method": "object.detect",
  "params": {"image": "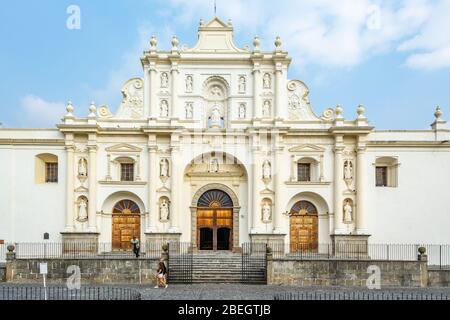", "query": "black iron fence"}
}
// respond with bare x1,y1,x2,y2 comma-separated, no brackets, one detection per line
0,286,141,300
167,242,193,284
269,243,450,269
275,291,450,300
242,242,267,284
8,242,165,259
